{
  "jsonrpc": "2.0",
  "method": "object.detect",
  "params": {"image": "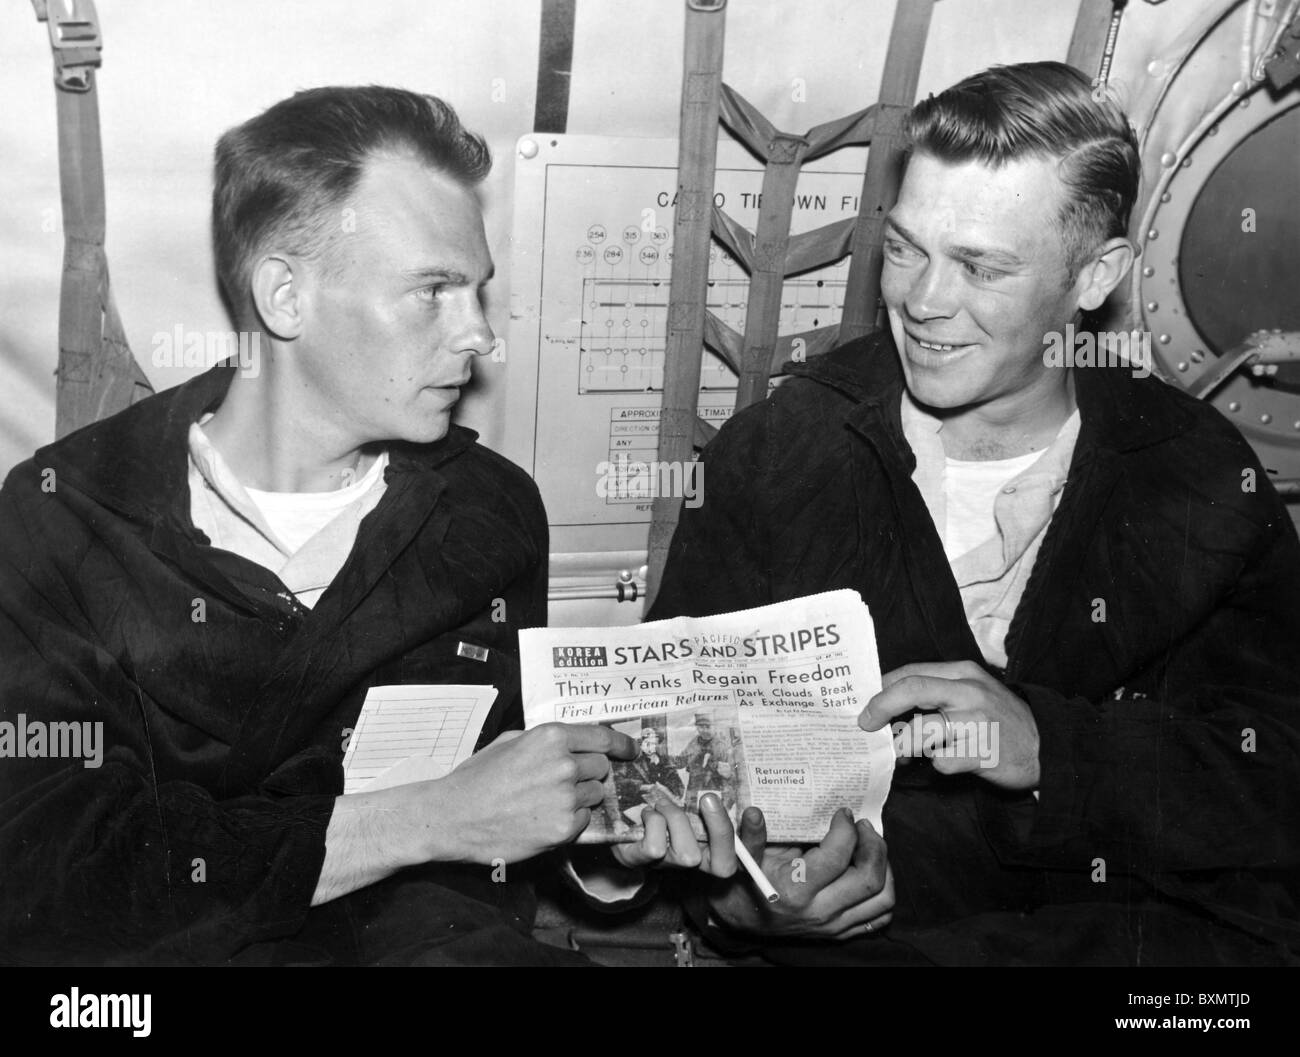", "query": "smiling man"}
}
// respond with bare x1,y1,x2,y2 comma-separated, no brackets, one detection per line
0,87,725,966
651,62,1300,965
